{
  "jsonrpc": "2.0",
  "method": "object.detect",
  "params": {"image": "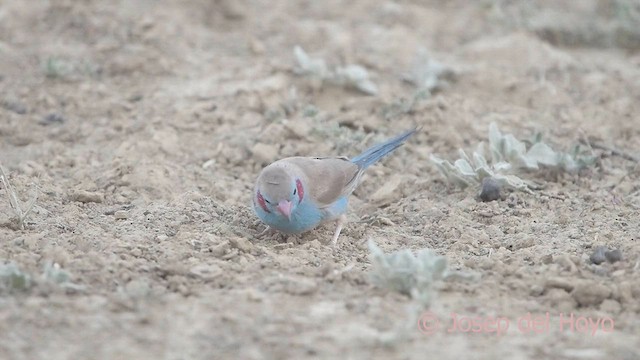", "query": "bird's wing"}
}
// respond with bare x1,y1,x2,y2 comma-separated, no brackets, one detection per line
285,157,360,208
